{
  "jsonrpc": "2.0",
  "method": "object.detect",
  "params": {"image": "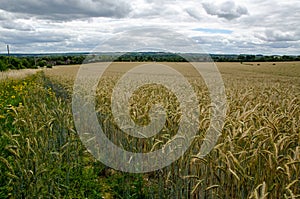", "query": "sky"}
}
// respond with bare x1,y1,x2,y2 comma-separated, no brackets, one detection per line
0,0,299,55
